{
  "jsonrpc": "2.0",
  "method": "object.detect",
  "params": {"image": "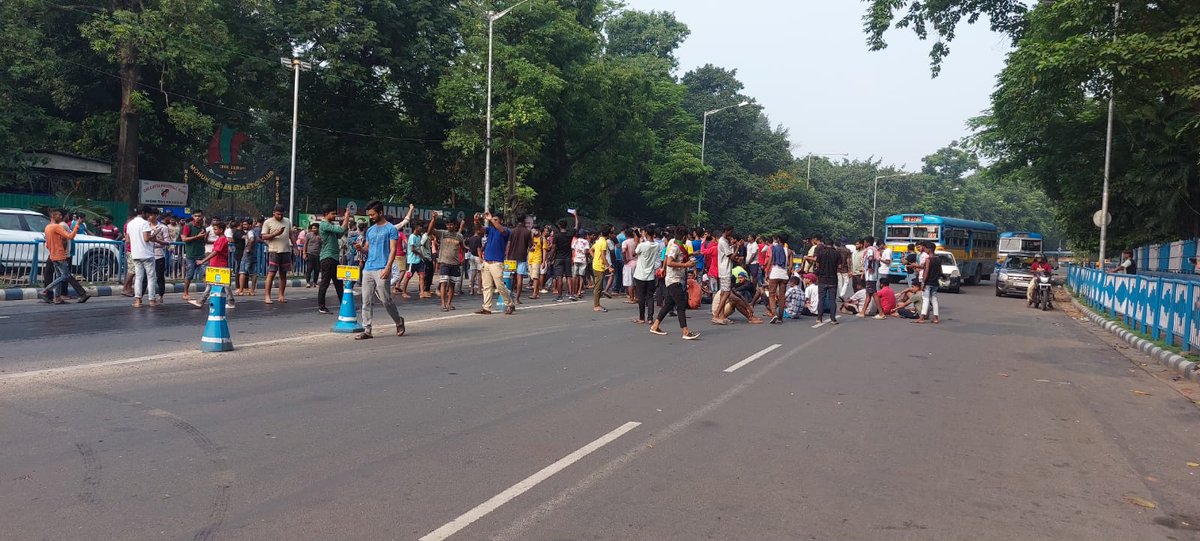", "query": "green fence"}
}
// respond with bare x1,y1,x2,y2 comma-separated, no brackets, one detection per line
0,193,129,220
